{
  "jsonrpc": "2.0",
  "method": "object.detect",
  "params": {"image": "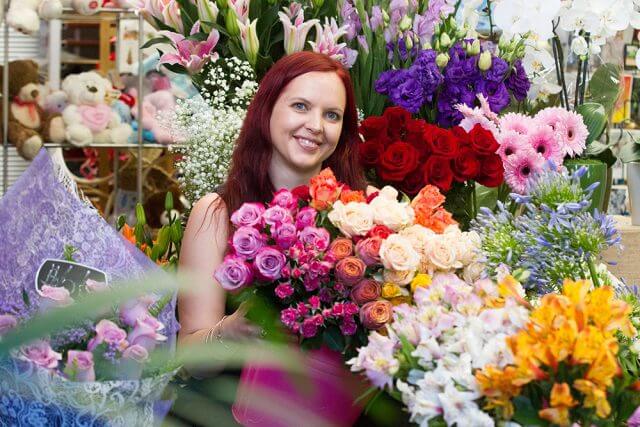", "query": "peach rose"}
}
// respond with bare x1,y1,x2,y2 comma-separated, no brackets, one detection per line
335,256,366,286
359,300,393,330
327,201,374,238
425,238,460,271
351,279,381,305
382,268,415,286
309,168,342,210
328,238,354,260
